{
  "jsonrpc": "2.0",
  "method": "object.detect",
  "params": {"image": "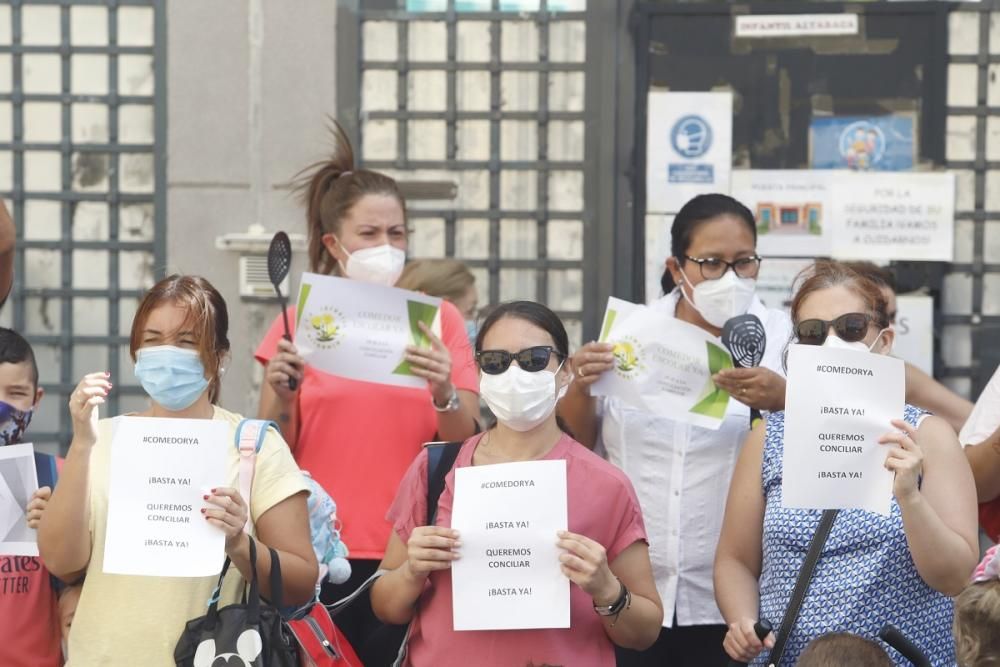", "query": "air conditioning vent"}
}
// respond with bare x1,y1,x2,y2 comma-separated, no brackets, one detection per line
240,254,289,298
